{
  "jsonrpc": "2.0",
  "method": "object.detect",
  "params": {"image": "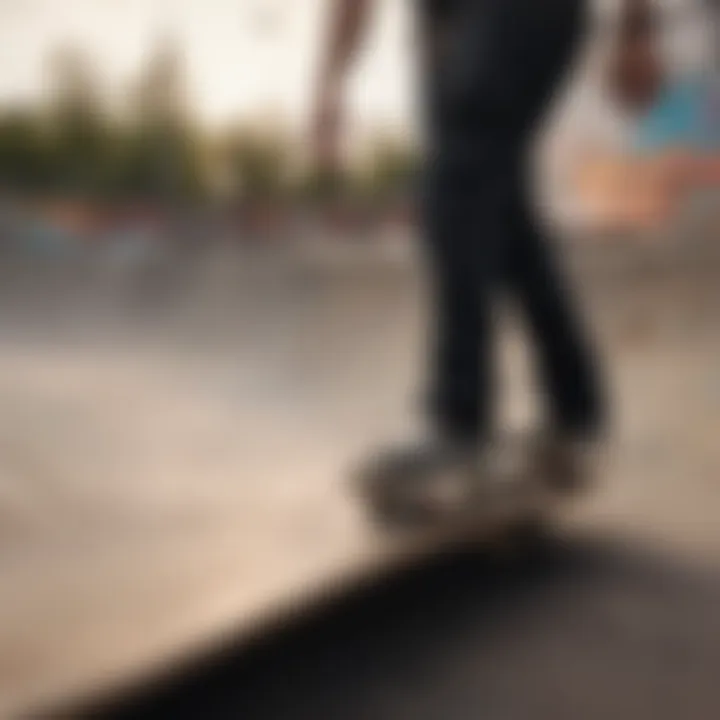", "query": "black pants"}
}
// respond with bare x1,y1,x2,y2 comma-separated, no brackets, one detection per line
420,0,606,441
